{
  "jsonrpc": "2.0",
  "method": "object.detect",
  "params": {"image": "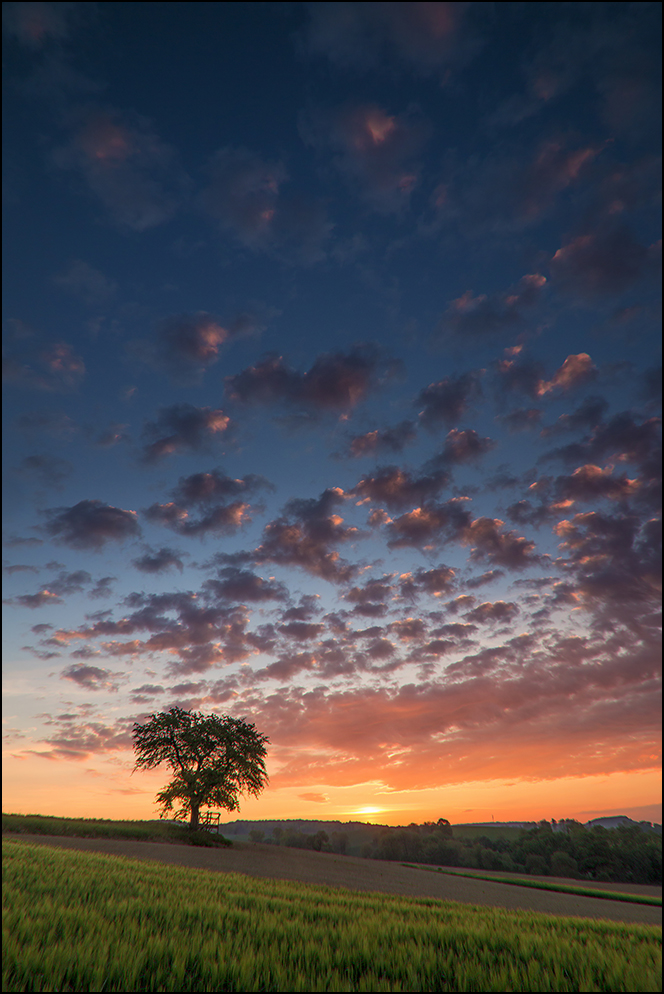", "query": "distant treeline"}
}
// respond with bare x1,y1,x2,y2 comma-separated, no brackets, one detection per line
251,819,662,885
